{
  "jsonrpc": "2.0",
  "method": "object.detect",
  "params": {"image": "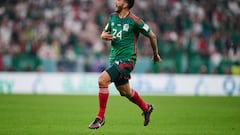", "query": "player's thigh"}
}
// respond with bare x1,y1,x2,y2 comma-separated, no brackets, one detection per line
105,63,119,82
